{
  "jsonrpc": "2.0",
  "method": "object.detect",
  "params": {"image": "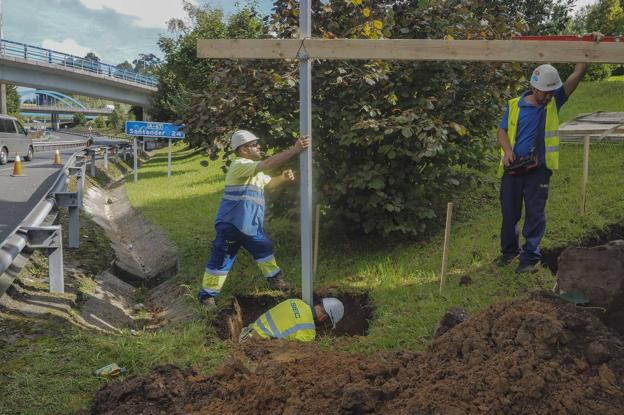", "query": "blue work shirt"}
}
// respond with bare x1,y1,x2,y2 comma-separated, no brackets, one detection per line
499,86,567,164
214,158,271,236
